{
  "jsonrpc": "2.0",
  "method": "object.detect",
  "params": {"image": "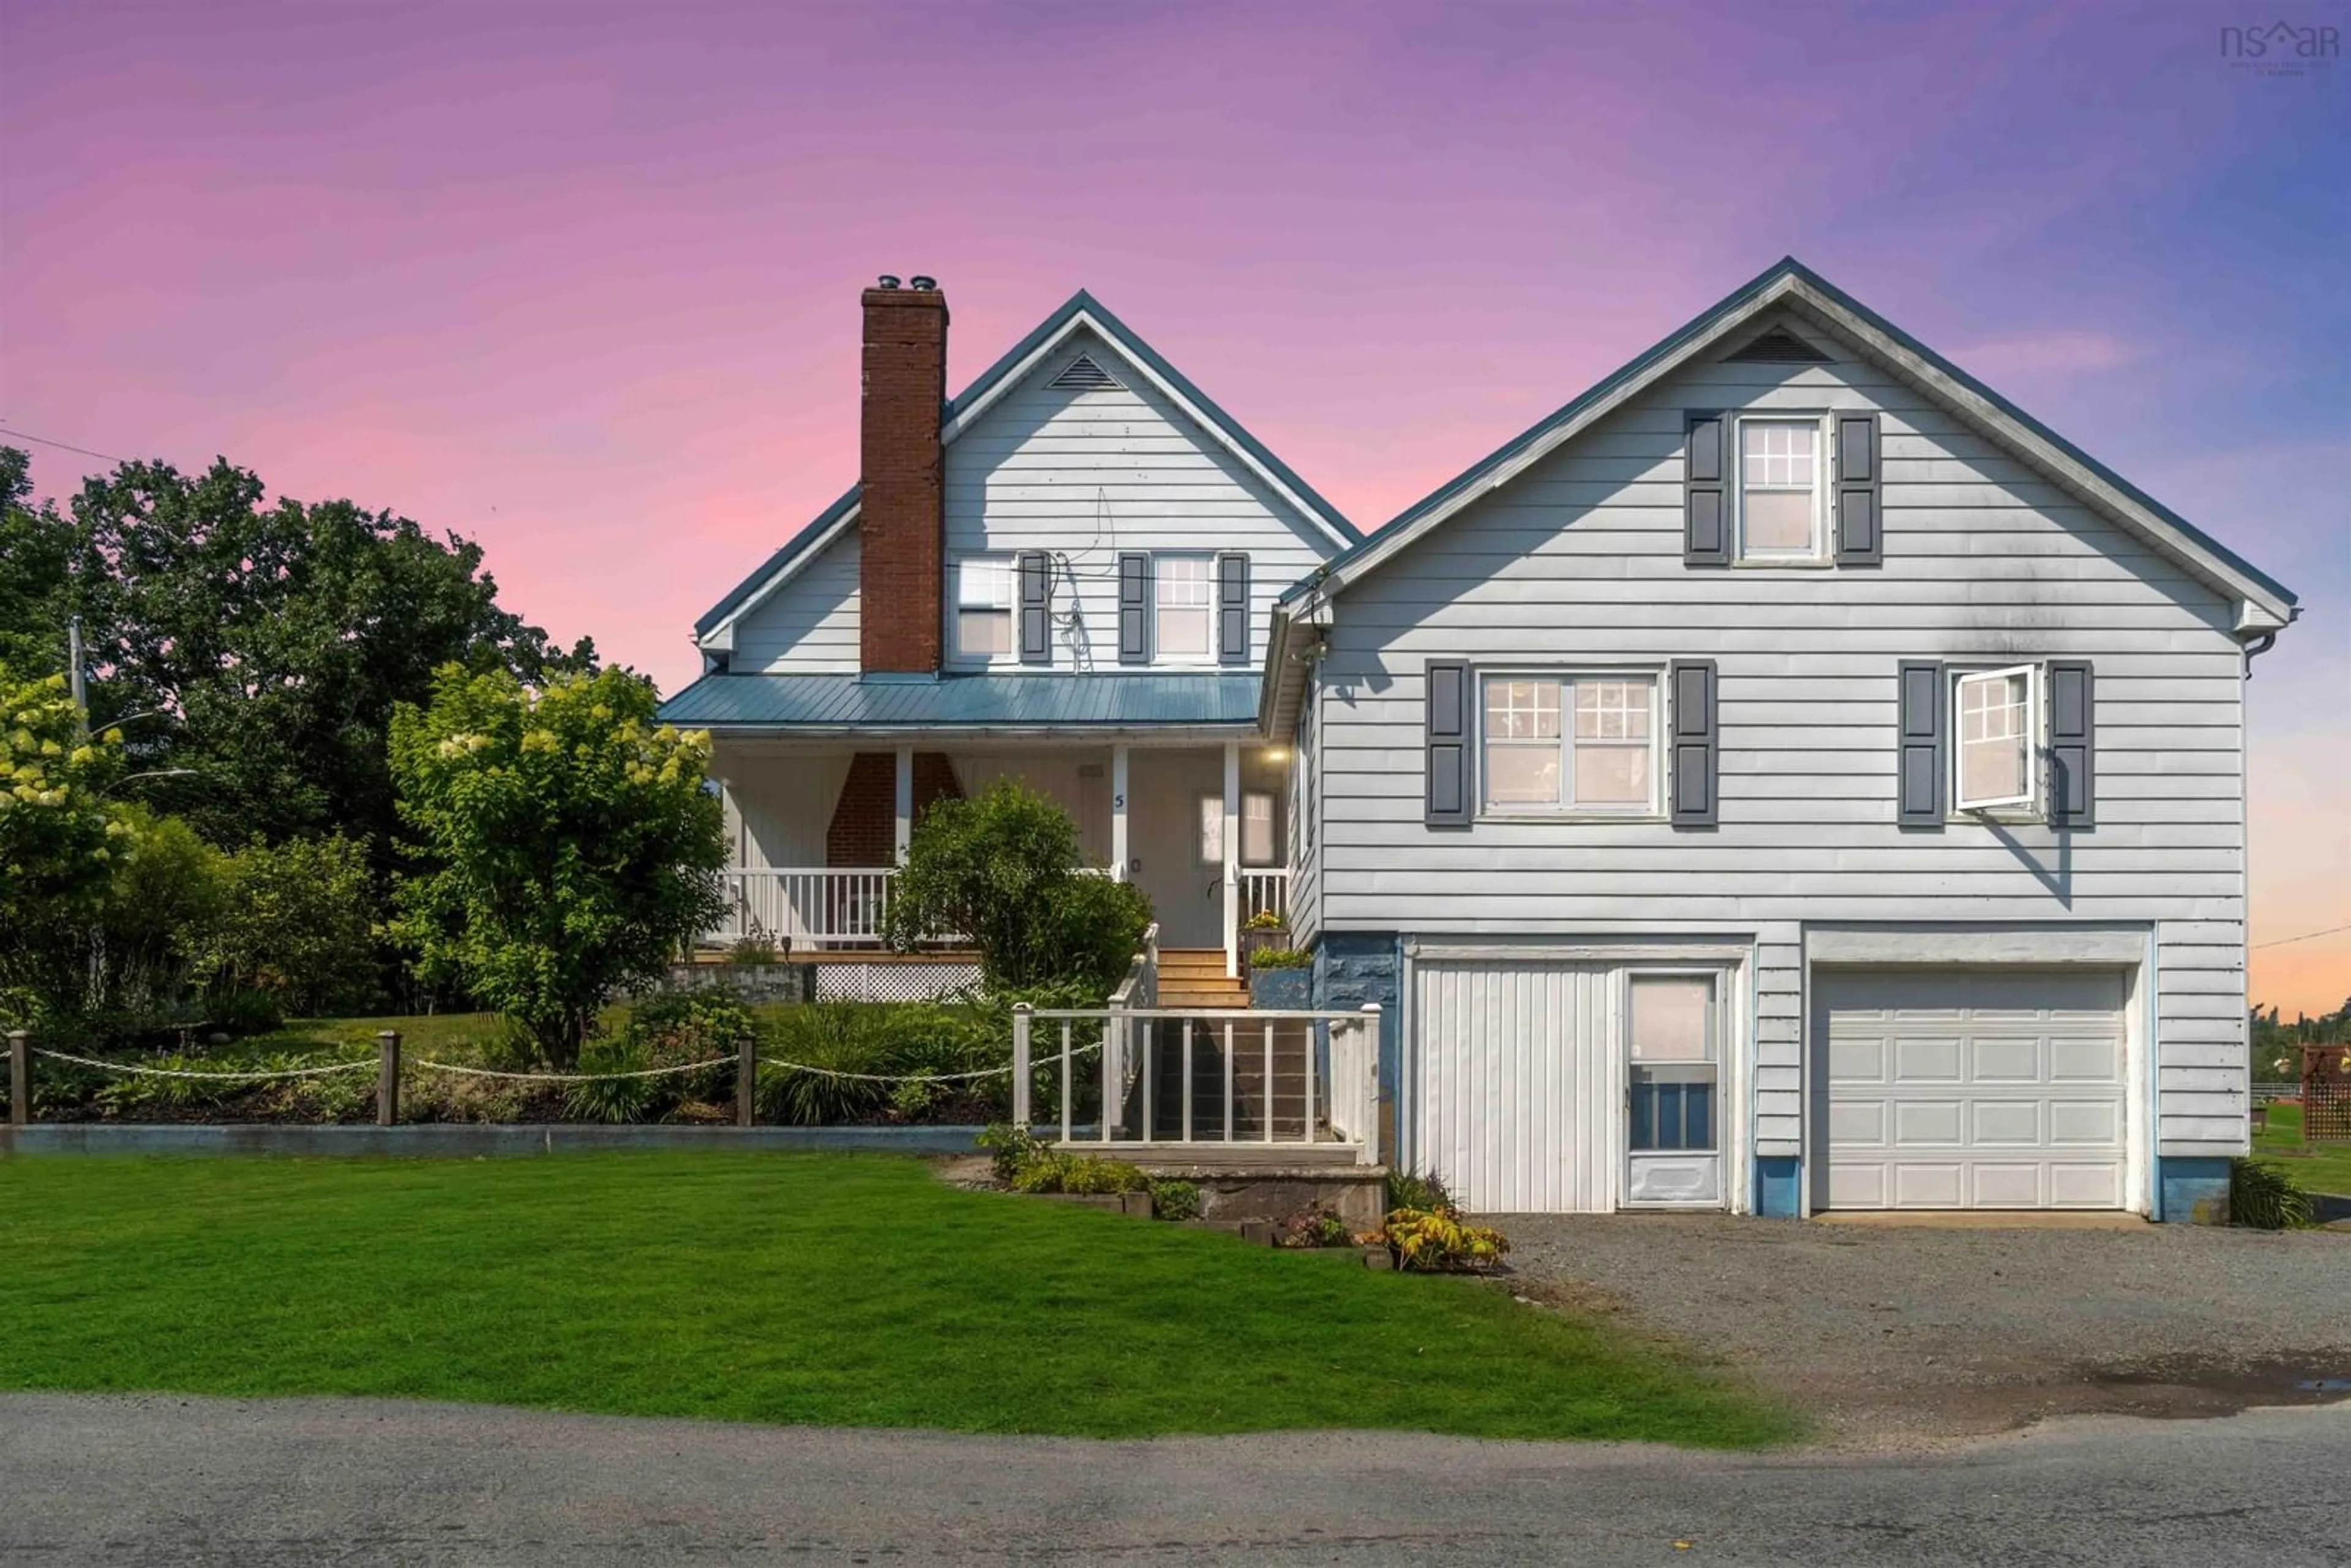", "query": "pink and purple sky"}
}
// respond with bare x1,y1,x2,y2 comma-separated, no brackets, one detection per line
4,1,2345,1009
